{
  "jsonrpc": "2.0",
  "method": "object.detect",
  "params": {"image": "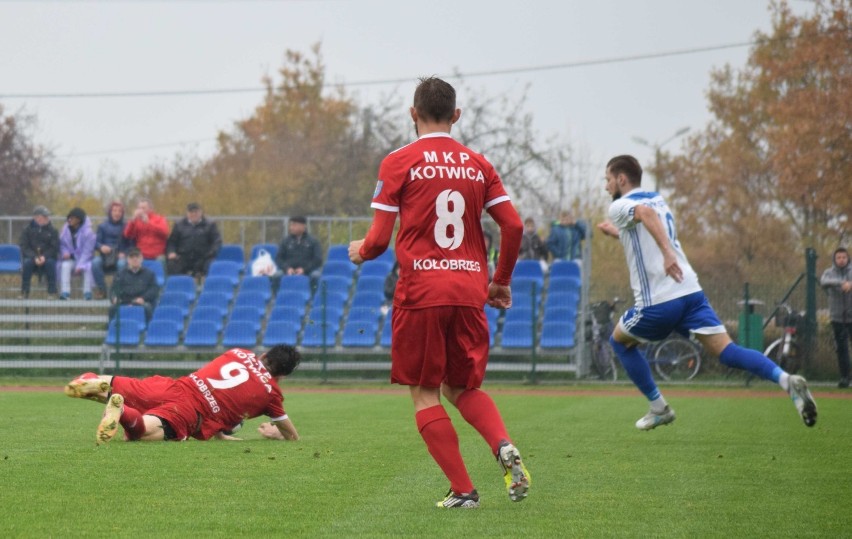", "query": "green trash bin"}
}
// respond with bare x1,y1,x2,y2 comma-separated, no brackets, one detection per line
737,299,764,351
